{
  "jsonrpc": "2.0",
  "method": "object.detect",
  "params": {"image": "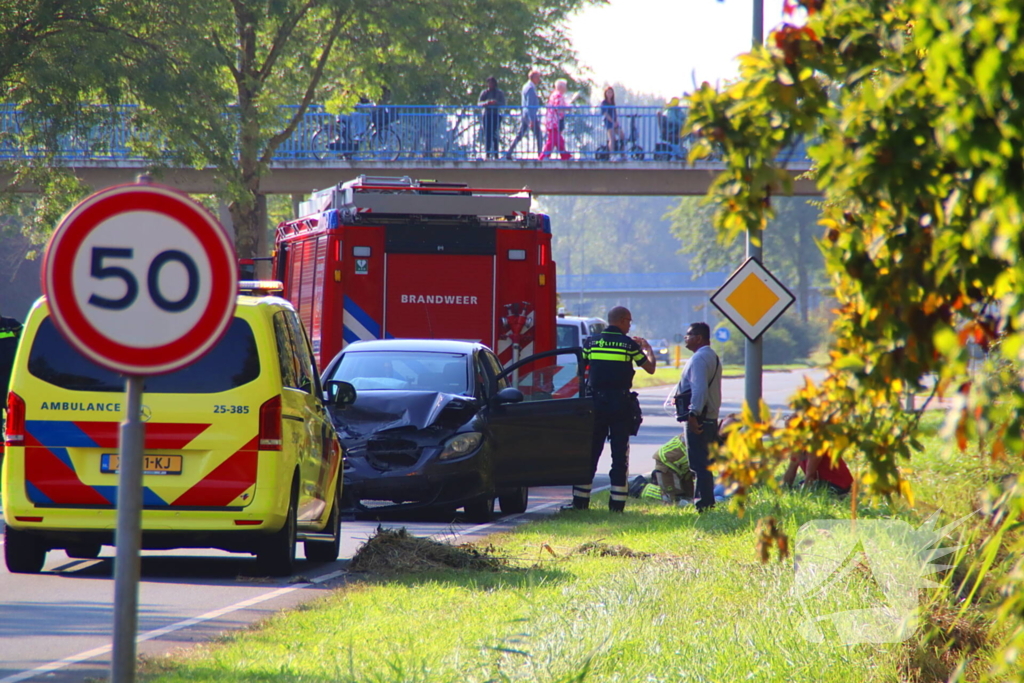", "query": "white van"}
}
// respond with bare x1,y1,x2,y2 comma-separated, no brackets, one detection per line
556,315,607,368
